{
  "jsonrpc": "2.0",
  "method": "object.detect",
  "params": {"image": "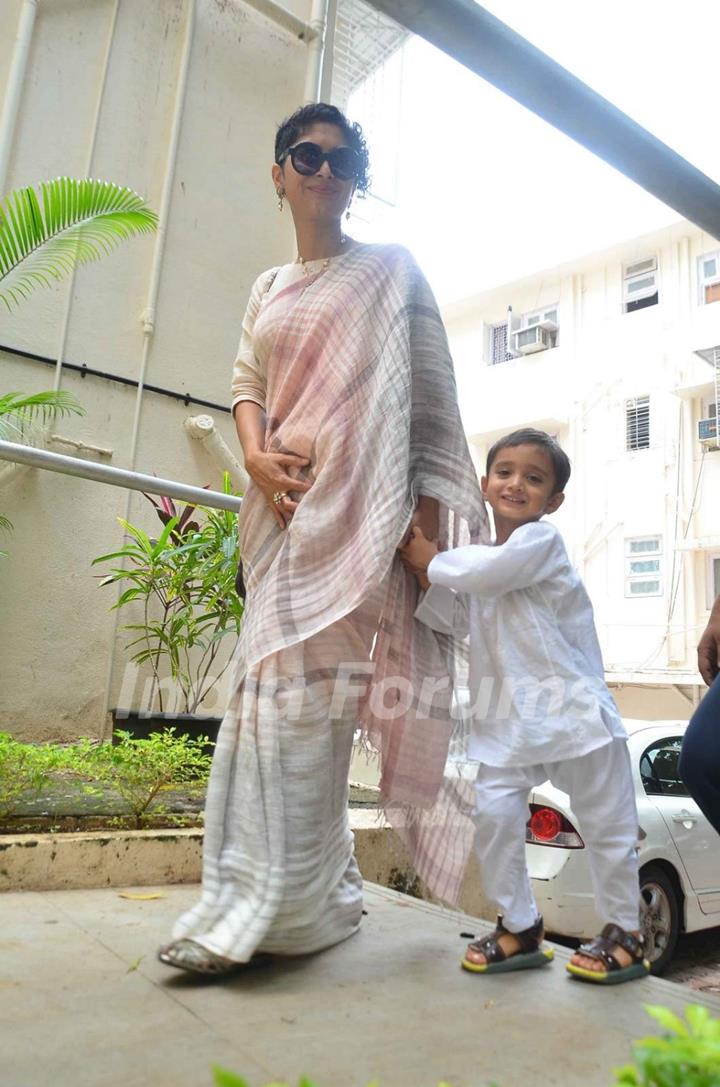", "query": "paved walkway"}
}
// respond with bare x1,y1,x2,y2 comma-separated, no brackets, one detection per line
3,882,719,1087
